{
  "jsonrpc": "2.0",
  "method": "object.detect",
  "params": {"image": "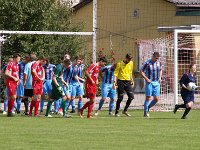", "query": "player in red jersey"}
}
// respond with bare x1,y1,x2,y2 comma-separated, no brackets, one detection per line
5,54,21,117
78,57,107,118
29,56,46,117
